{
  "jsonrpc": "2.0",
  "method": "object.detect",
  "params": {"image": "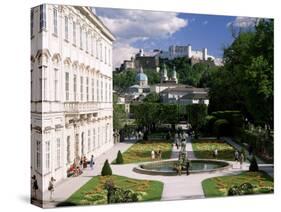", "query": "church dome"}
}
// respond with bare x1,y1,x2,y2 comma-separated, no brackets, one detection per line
136,72,148,81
